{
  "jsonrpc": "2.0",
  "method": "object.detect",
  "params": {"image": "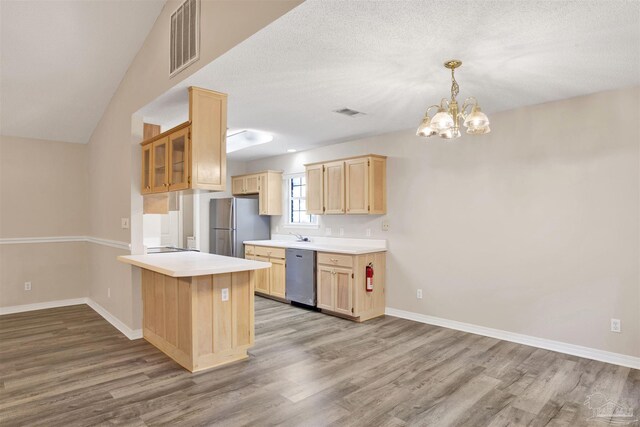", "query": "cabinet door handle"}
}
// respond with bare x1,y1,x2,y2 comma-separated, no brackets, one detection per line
330,258,339,263
145,185,150,190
